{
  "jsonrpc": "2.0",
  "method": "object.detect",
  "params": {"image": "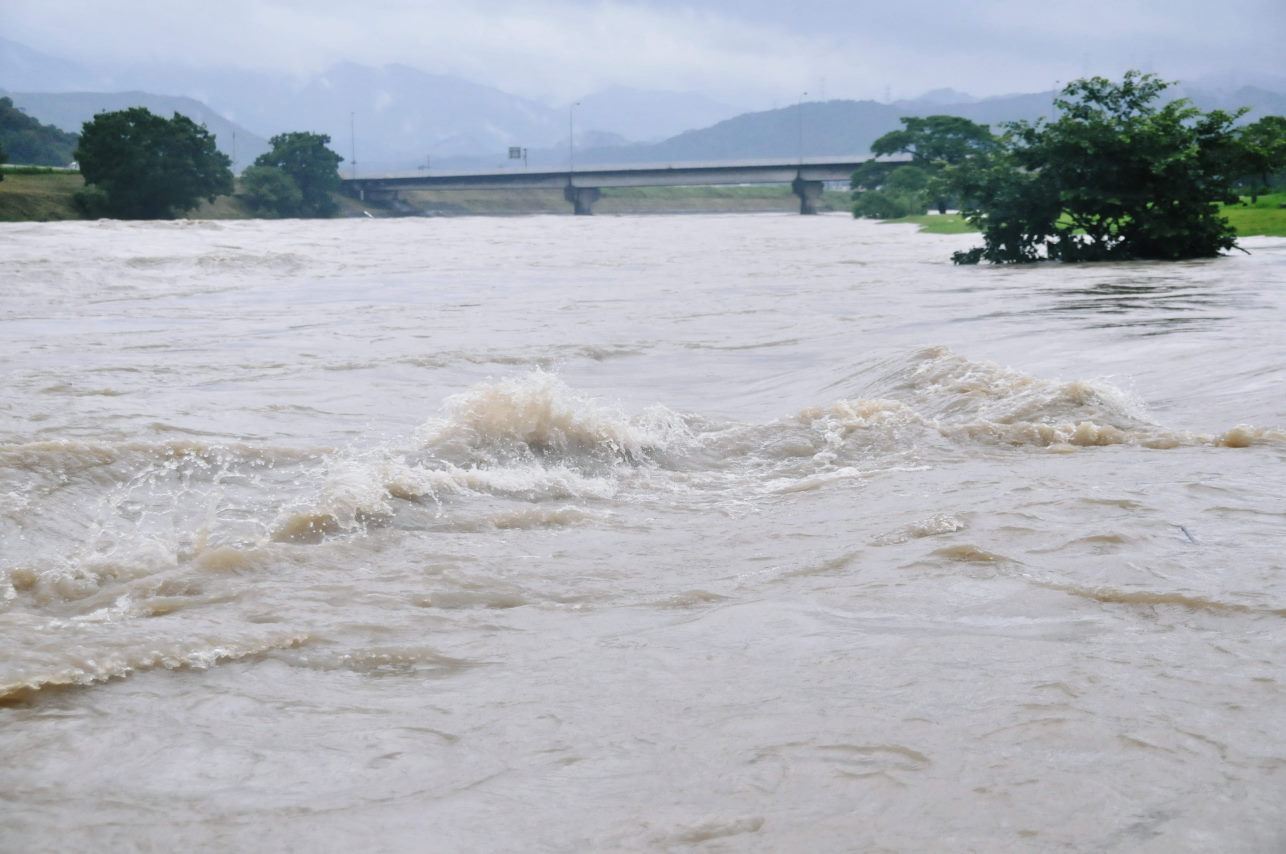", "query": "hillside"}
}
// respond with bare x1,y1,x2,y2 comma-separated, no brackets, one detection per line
6,37,1286,175
540,86,1286,171
0,91,271,172
0,96,78,166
